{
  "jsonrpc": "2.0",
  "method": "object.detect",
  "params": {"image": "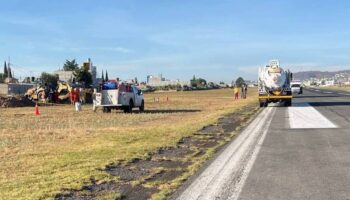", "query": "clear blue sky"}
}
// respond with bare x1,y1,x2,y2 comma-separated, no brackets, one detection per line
1,0,350,82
